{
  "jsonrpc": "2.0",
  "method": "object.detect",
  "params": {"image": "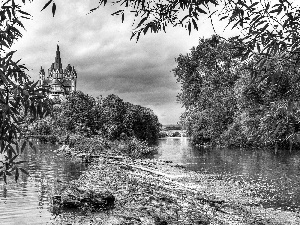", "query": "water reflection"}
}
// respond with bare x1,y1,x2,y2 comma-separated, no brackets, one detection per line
155,137,300,211
0,141,85,225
